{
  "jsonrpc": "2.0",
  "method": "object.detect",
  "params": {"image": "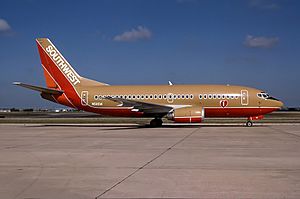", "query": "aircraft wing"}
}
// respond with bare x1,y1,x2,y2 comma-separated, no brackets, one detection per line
13,82,64,95
105,96,173,114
